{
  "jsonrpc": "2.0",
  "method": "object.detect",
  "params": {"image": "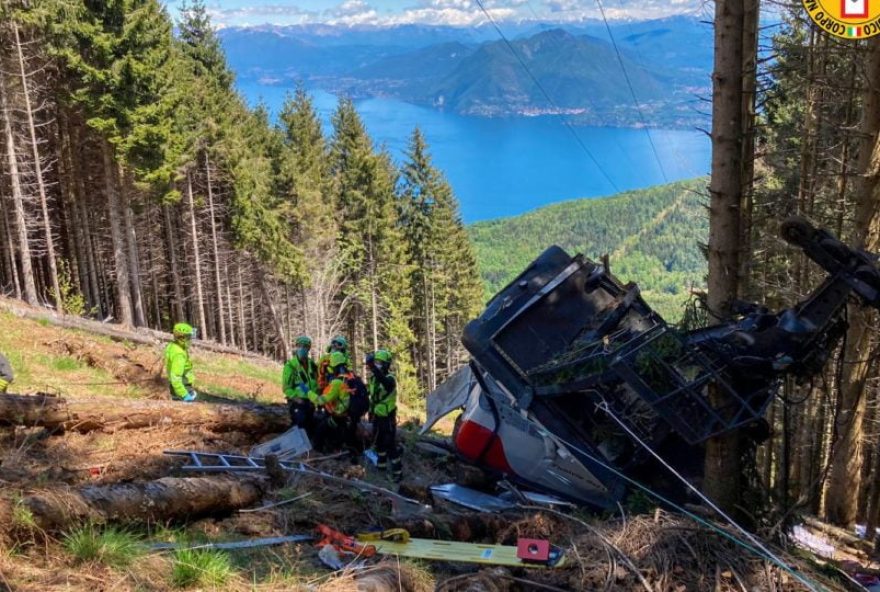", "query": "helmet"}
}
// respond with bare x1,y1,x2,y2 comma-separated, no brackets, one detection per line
329,351,348,370
330,335,348,351
374,349,392,363
173,323,195,338
295,336,312,348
